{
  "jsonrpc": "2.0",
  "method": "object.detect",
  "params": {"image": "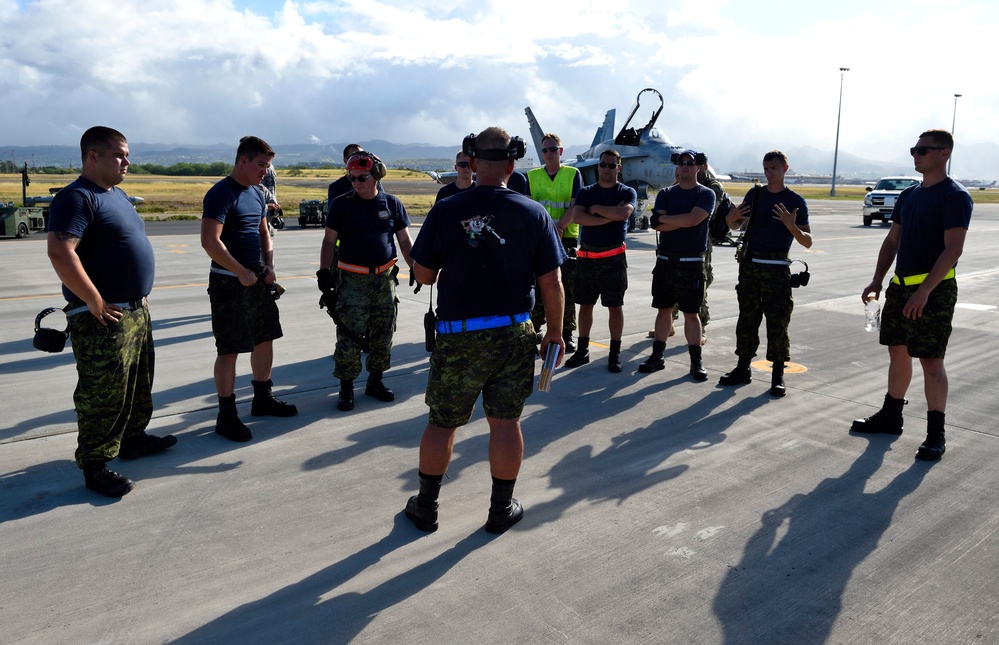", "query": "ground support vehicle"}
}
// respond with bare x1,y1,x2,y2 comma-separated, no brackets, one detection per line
0,205,46,238
298,200,326,228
